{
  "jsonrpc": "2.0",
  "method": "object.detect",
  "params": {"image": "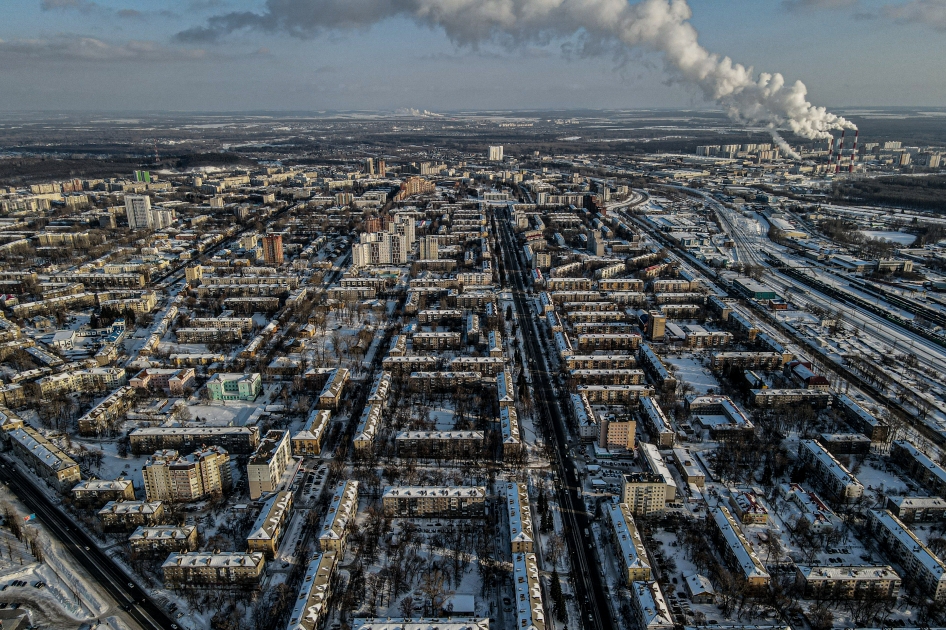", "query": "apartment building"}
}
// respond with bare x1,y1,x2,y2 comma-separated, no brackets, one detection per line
621,473,669,516
750,389,832,408
629,581,673,630
247,491,293,558
176,327,243,344
395,431,485,459
671,448,705,487
505,482,535,554
77,386,135,436
129,426,260,455
382,486,487,519
129,525,198,555
605,502,652,584
71,478,135,508
318,481,359,553
710,506,771,593
885,496,946,523
353,404,384,453
496,407,522,465
890,441,946,498
728,490,769,525
710,352,782,371
835,393,889,443
411,332,462,351
206,373,262,401
99,500,166,532
780,483,841,534
578,385,653,404
143,446,232,503
795,565,901,600
512,552,546,630
318,368,350,410
162,552,266,589
247,430,293,500
797,440,864,503
287,551,338,630
292,409,331,456
639,397,675,447
867,509,946,602
6,426,81,492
